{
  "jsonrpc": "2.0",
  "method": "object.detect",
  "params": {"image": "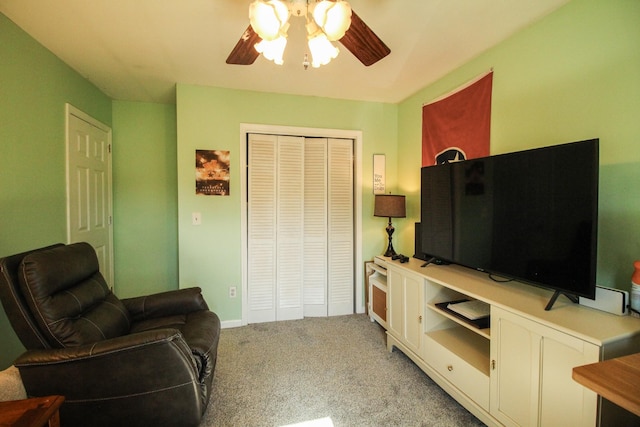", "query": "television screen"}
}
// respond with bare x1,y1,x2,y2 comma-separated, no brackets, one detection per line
420,139,599,305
